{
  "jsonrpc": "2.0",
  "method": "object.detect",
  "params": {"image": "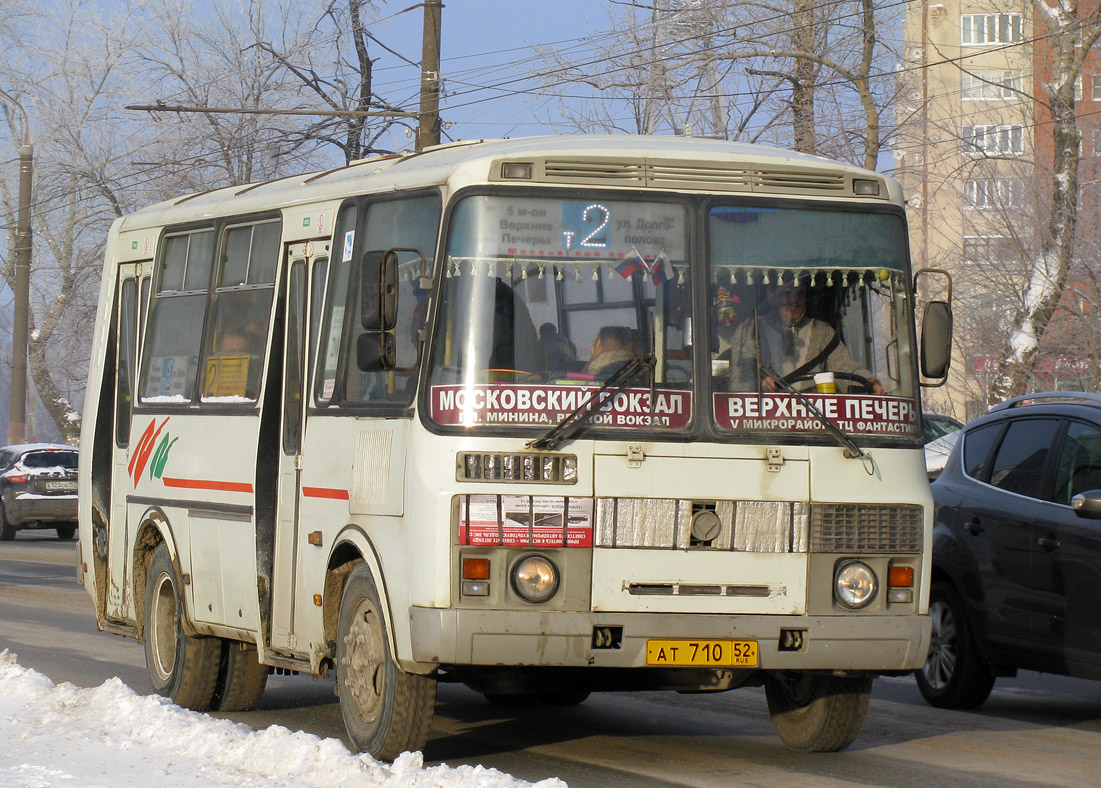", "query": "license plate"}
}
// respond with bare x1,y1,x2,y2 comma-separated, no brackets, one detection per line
646,639,758,667
45,480,76,492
